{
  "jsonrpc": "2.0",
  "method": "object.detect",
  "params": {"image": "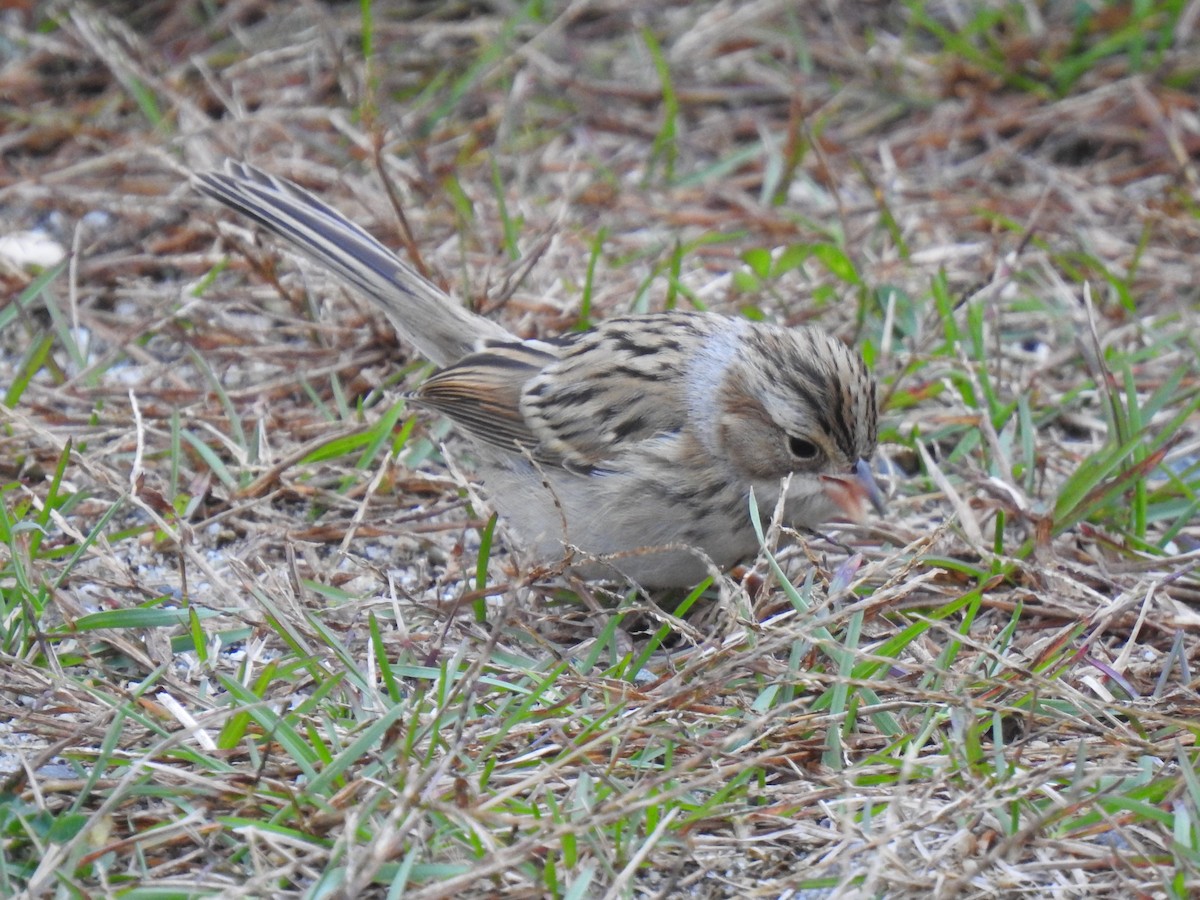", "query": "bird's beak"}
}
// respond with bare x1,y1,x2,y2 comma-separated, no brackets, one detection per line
821,459,886,522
